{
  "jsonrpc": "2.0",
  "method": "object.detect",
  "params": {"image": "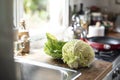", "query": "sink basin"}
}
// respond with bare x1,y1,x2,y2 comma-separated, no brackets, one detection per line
14,57,81,80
